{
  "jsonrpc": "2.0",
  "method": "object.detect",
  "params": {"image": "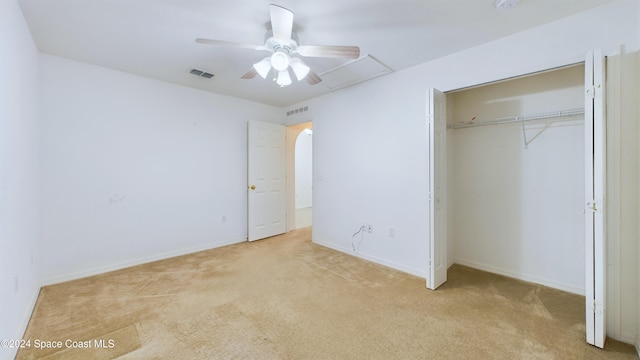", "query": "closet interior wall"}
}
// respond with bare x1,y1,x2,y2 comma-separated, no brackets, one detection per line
447,65,586,295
